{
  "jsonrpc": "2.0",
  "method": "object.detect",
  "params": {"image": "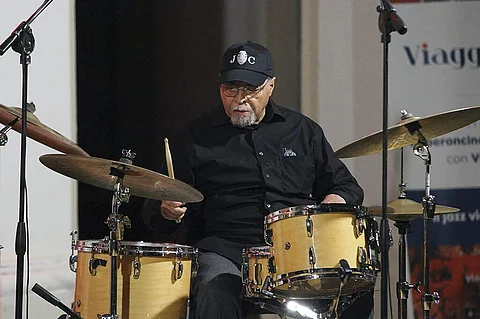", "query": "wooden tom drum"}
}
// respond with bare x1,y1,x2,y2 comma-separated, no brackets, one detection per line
264,204,379,299
242,246,272,298
73,240,197,319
